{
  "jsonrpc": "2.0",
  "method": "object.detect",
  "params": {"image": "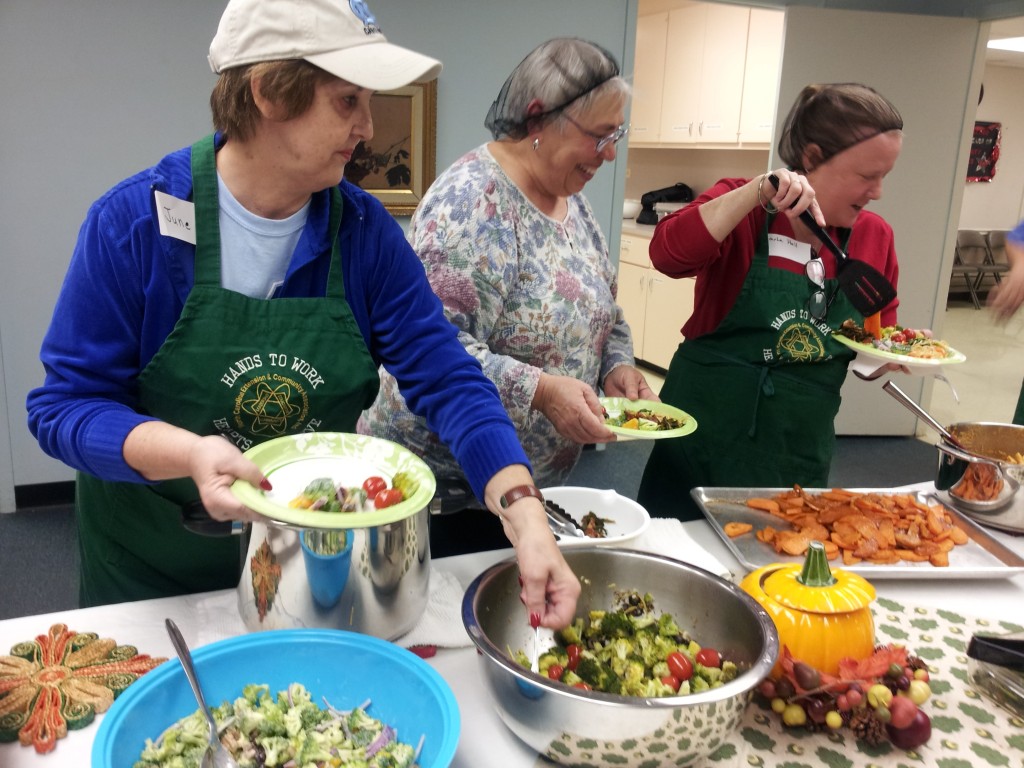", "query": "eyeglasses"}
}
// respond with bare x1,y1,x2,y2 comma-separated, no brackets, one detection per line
562,112,628,154
805,252,838,321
